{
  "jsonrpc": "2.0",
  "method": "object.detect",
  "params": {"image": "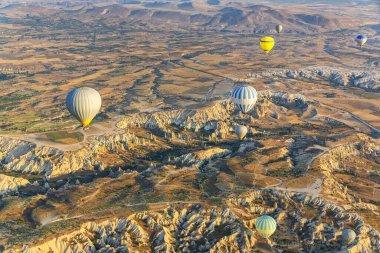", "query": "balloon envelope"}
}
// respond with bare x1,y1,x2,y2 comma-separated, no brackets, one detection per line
255,215,277,238
260,36,275,54
342,229,356,244
235,125,248,140
276,24,283,33
231,85,258,113
356,35,367,47
66,87,102,127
